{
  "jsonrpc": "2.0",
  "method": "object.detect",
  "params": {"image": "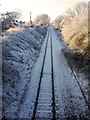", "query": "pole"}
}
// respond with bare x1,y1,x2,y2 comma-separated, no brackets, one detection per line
30,12,31,22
